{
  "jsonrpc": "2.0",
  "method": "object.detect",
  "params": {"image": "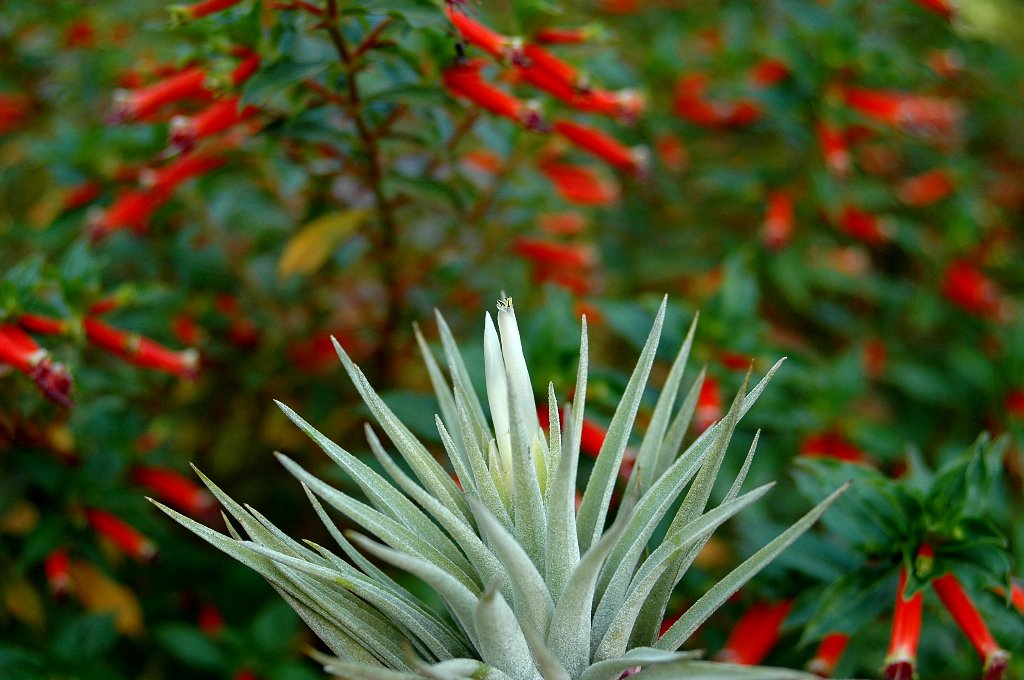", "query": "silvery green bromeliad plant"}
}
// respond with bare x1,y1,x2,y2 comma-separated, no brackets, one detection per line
157,298,846,679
